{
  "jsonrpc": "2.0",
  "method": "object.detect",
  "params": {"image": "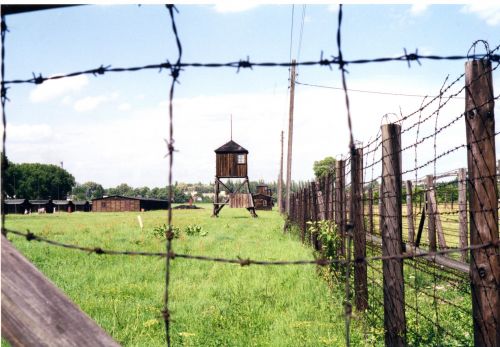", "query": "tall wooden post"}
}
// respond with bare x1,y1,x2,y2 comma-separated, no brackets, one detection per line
301,187,307,243
335,160,345,256
278,130,284,213
368,186,374,235
458,168,468,262
351,148,367,311
380,124,406,346
285,60,296,215
465,59,500,346
316,181,326,221
406,180,415,246
426,175,437,252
